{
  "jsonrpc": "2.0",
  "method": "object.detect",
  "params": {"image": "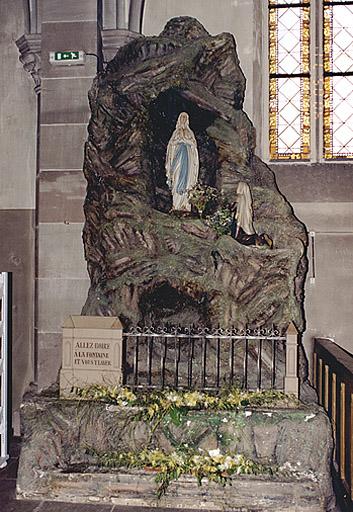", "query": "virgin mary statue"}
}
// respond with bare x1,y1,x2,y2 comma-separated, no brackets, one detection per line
165,112,199,212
